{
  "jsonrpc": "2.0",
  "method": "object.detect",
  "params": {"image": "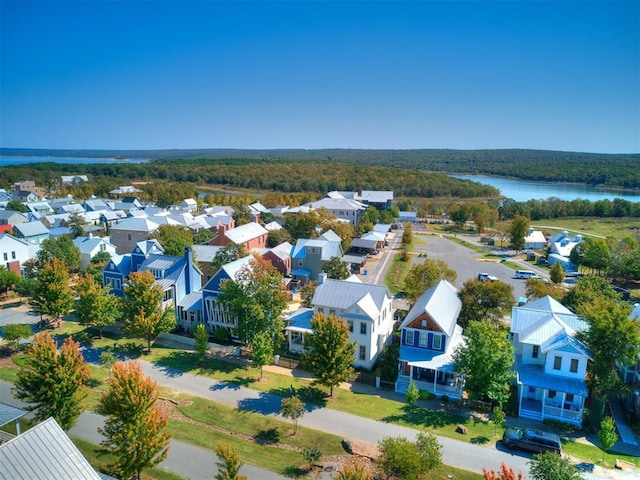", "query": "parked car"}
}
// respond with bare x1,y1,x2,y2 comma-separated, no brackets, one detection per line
477,272,498,282
502,428,562,455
